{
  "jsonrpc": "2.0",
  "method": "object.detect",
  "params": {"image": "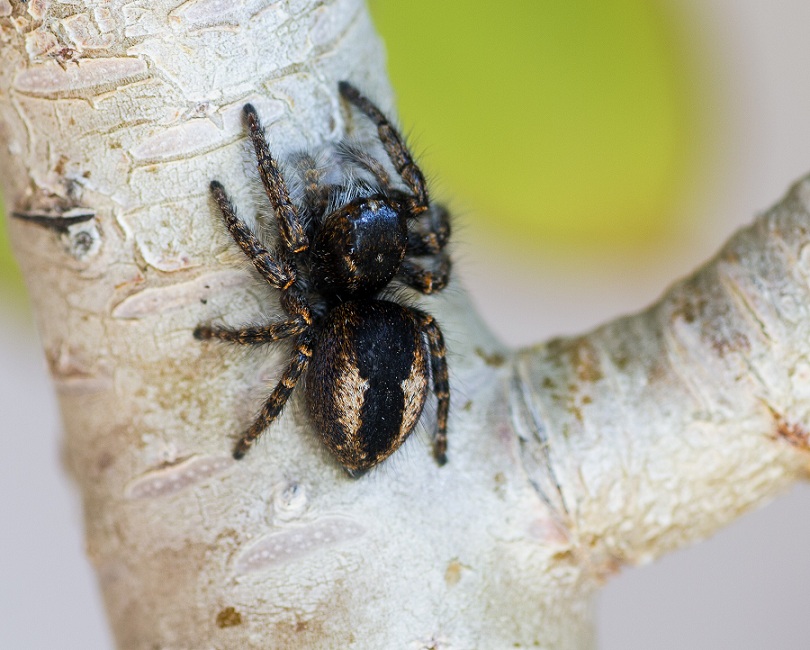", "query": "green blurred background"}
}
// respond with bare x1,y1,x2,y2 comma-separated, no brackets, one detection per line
0,195,23,303
0,0,708,311
370,0,706,255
